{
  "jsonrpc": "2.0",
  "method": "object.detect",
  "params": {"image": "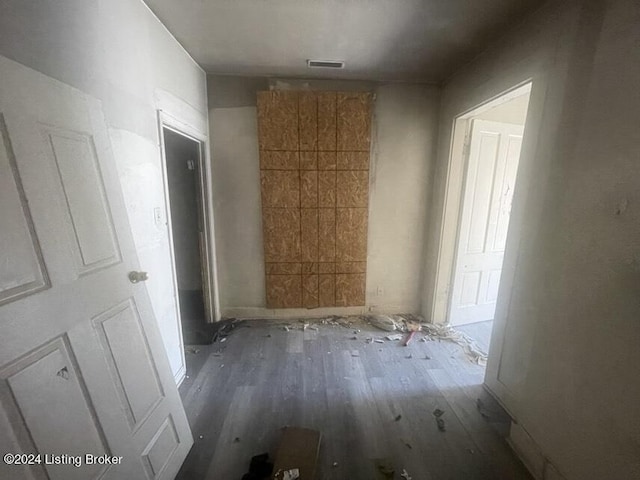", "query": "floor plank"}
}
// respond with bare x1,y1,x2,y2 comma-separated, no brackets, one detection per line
176,318,531,480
